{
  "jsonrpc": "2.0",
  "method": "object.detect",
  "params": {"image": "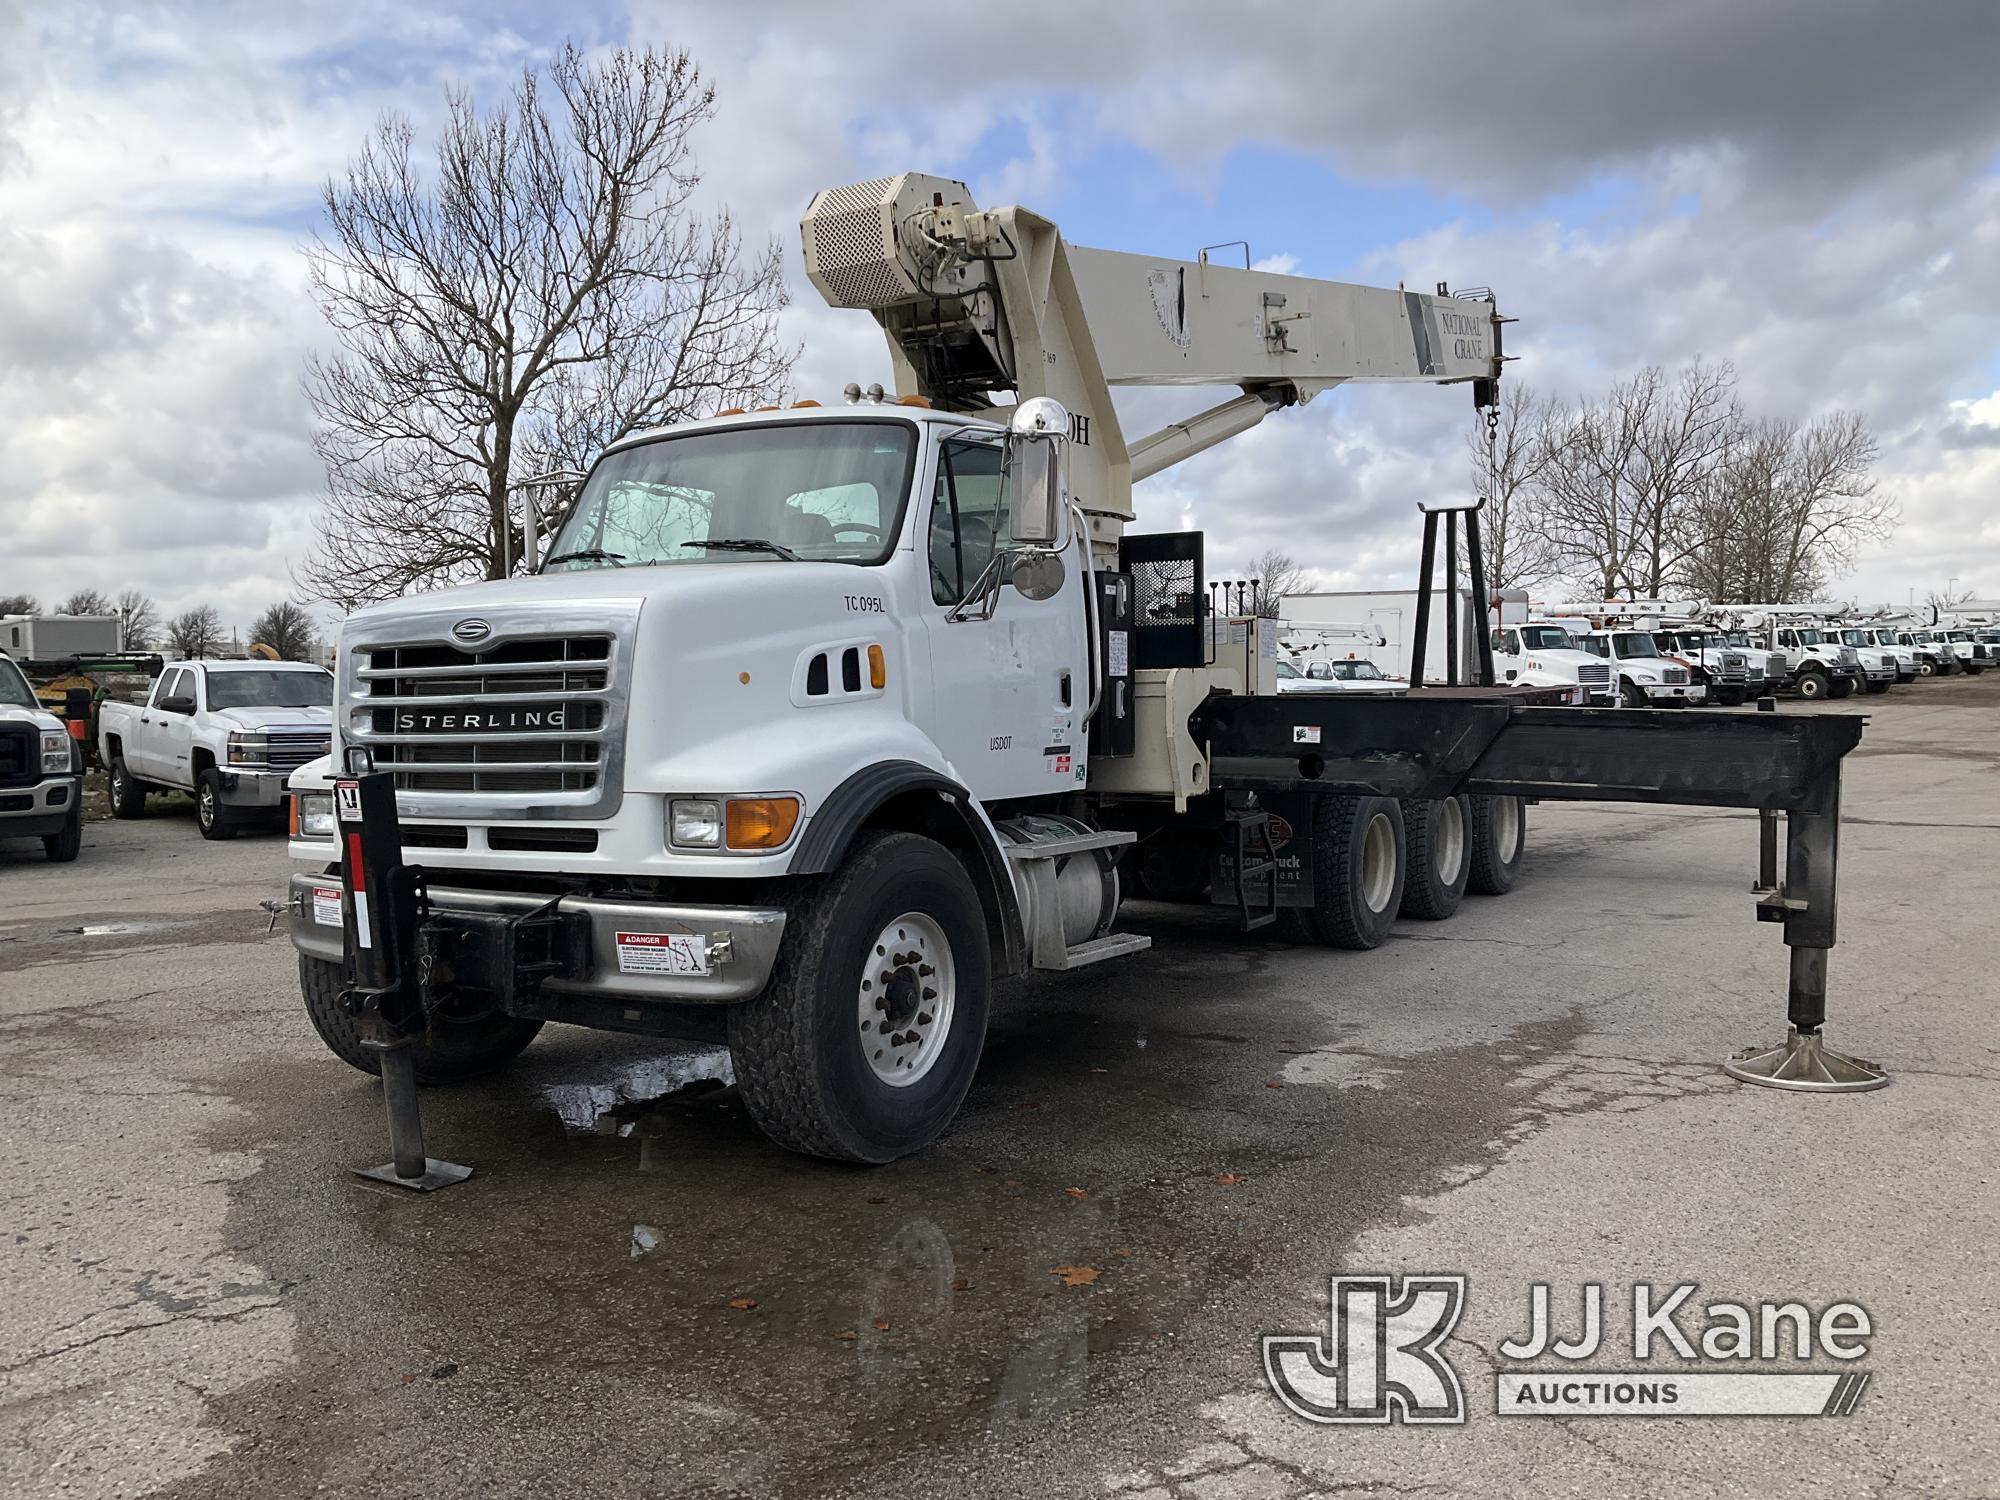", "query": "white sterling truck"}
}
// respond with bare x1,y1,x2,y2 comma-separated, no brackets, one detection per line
285,173,1876,1164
